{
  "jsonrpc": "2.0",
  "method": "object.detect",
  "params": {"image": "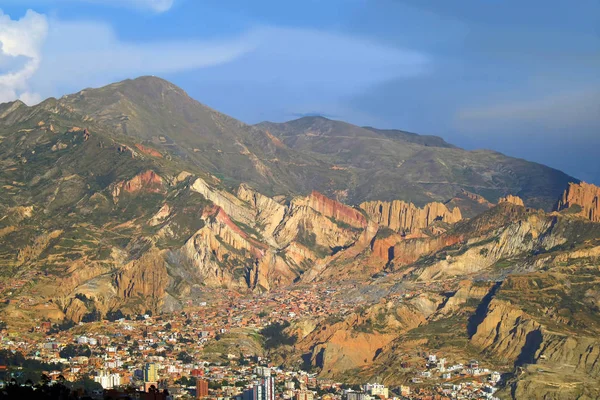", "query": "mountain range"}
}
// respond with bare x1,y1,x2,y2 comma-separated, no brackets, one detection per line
0,76,599,399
